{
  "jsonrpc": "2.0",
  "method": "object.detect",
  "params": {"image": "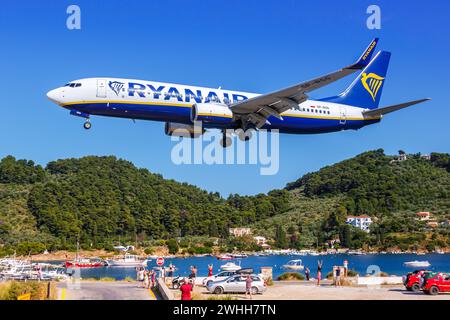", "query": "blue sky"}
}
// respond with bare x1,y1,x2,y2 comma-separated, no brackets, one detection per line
0,0,448,196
